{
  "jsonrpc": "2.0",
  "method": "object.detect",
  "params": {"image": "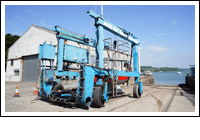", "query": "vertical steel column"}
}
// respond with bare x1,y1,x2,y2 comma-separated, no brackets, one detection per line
96,25,104,68
133,45,139,72
138,47,141,73
133,44,139,83
52,60,54,81
57,38,64,71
